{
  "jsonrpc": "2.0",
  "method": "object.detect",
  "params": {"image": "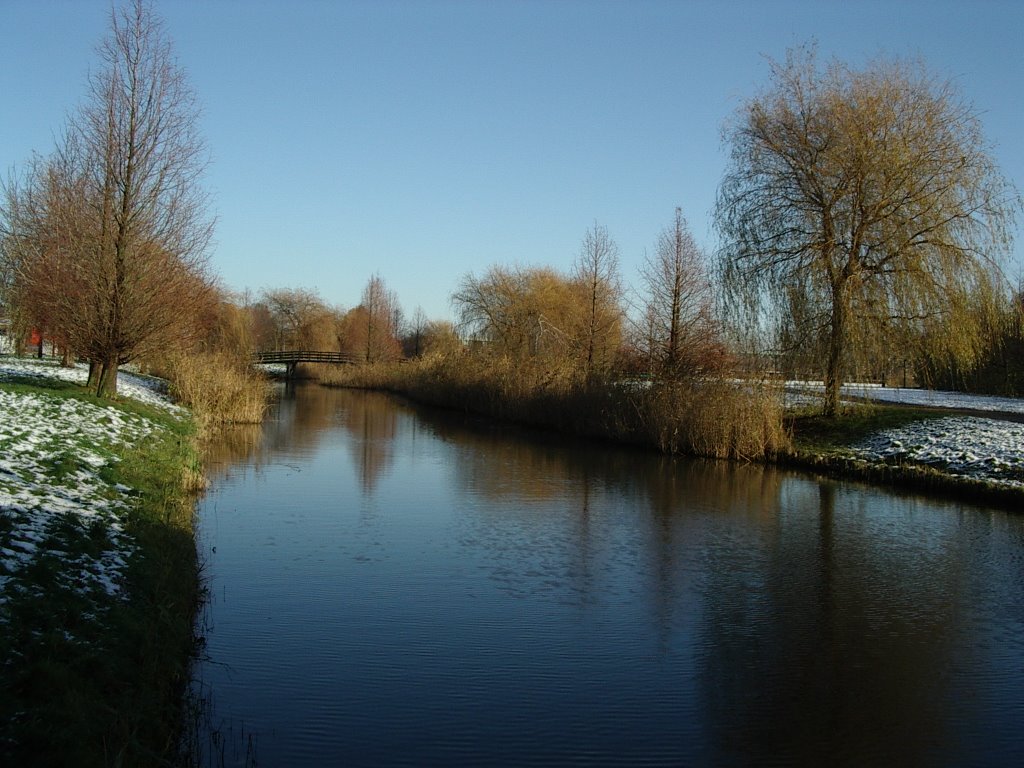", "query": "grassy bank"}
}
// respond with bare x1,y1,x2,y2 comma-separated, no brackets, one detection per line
0,369,202,766
318,354,789,460
784,406,1024,511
